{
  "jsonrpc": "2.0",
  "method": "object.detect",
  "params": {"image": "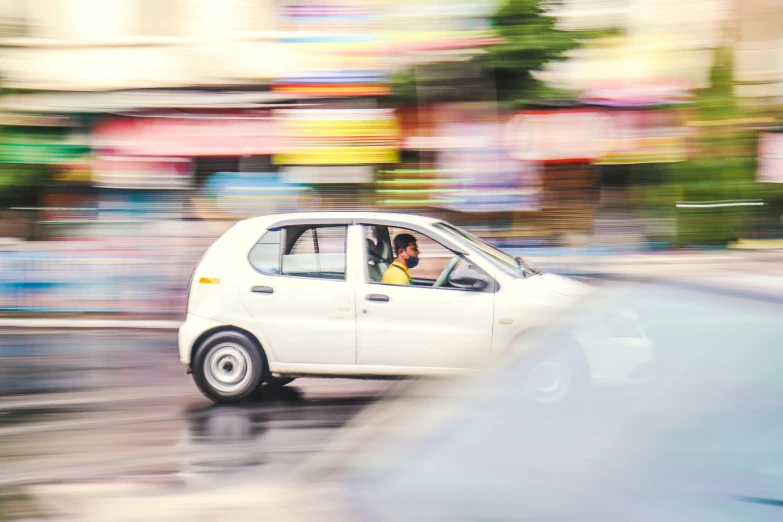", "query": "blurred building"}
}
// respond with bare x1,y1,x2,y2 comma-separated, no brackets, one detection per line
734,0,783,100
0,0,780,316
0,0,282,91
0,0,777,243
551,0,783,102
